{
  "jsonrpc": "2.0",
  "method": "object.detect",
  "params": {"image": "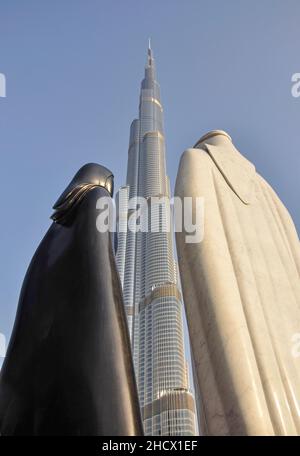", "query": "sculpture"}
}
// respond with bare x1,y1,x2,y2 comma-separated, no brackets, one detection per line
175,131,300,436
0,163,143,436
